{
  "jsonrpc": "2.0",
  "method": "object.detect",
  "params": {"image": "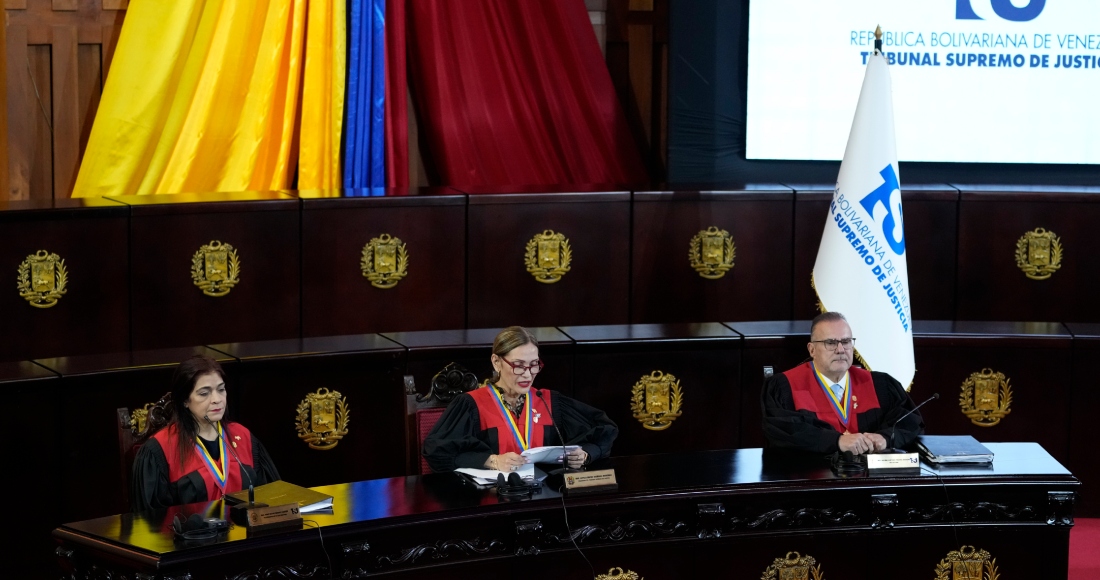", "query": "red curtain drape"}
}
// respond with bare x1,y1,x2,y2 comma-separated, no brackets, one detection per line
395,0,647,187
384,0,409,187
